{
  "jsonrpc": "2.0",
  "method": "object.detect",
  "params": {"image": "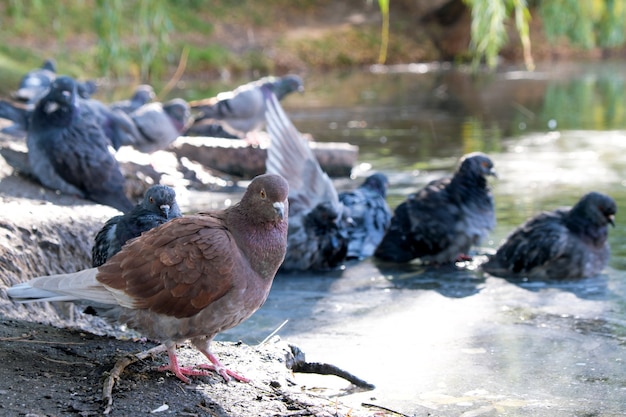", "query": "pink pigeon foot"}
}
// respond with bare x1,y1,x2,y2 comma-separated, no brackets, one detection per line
455,253,473,262
197,349,250,383
158,345,249,383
